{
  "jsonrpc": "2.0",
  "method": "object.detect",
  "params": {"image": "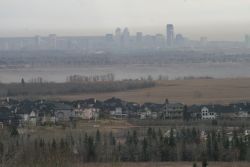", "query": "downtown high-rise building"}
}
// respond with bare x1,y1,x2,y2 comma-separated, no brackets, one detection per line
48,34,57,49
166,24,174,46
122,27,130,47
245,34,250,47
115,28,122,41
